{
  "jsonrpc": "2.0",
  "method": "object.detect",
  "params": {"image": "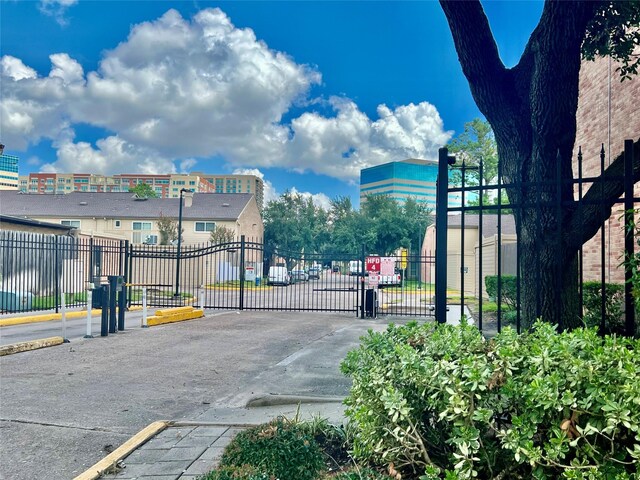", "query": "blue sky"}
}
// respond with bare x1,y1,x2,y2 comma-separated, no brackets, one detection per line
1,0,543,207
